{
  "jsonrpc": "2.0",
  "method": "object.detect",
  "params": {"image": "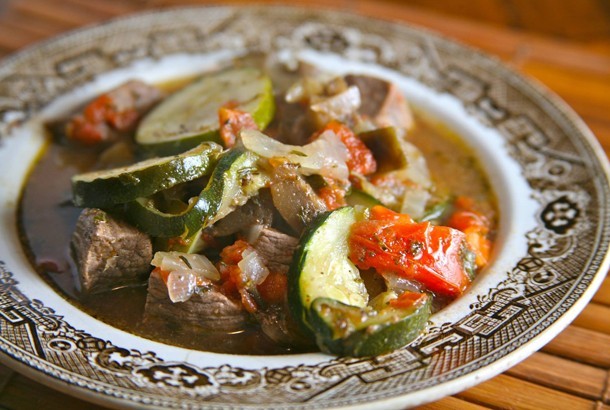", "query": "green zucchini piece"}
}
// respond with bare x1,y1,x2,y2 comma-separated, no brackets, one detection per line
288,207,368,334
125,147,268,238
71,142,222,208
136,67,275,155
345,189,382,208
309,294,431,356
